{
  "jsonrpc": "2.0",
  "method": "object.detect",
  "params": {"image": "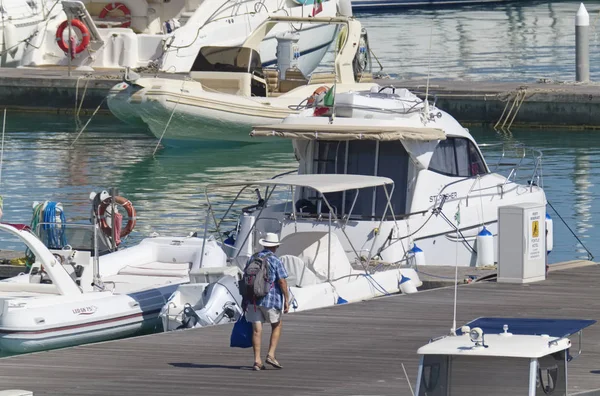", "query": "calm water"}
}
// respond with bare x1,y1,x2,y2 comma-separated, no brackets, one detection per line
0,112,596,264
350,0,600,81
